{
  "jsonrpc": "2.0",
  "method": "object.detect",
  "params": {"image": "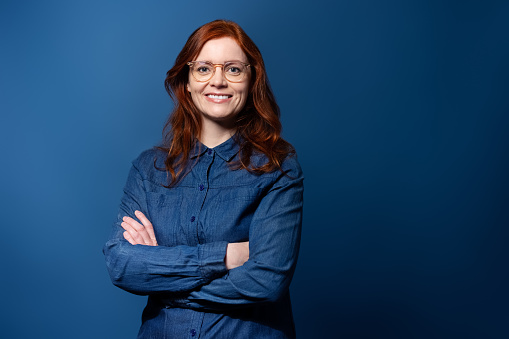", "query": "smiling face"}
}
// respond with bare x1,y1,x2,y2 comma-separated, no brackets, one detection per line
187,37,250,130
